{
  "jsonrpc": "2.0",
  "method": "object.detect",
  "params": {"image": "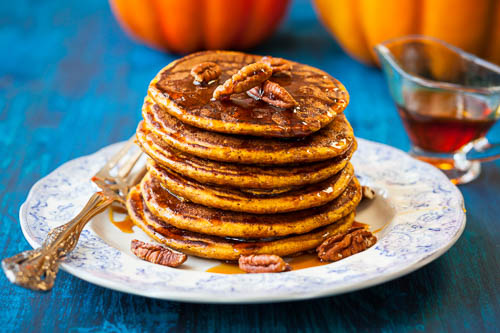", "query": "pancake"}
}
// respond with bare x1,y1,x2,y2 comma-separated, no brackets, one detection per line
127,185,355,260
136,120,356,189
142,97,355,165
141,172,362,238
148,50,349,138
147,160,354,214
